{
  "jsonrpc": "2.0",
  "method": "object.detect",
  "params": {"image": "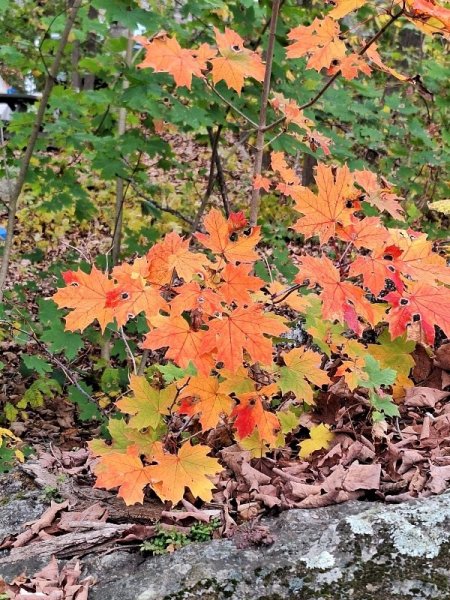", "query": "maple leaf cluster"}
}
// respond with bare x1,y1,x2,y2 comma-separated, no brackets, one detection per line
135,28,264,94
134,1,449,101
53,161,450,506
50,2,450,508
54,208,336,505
